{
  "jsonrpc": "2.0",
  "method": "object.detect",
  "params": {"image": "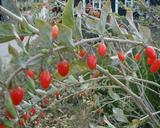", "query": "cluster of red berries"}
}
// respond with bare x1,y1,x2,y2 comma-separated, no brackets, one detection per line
79,42,126,70
145,46,160,73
